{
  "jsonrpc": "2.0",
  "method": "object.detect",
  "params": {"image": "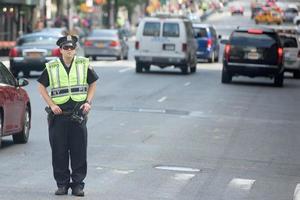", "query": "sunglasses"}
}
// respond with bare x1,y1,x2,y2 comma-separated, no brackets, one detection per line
62,46,76,50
